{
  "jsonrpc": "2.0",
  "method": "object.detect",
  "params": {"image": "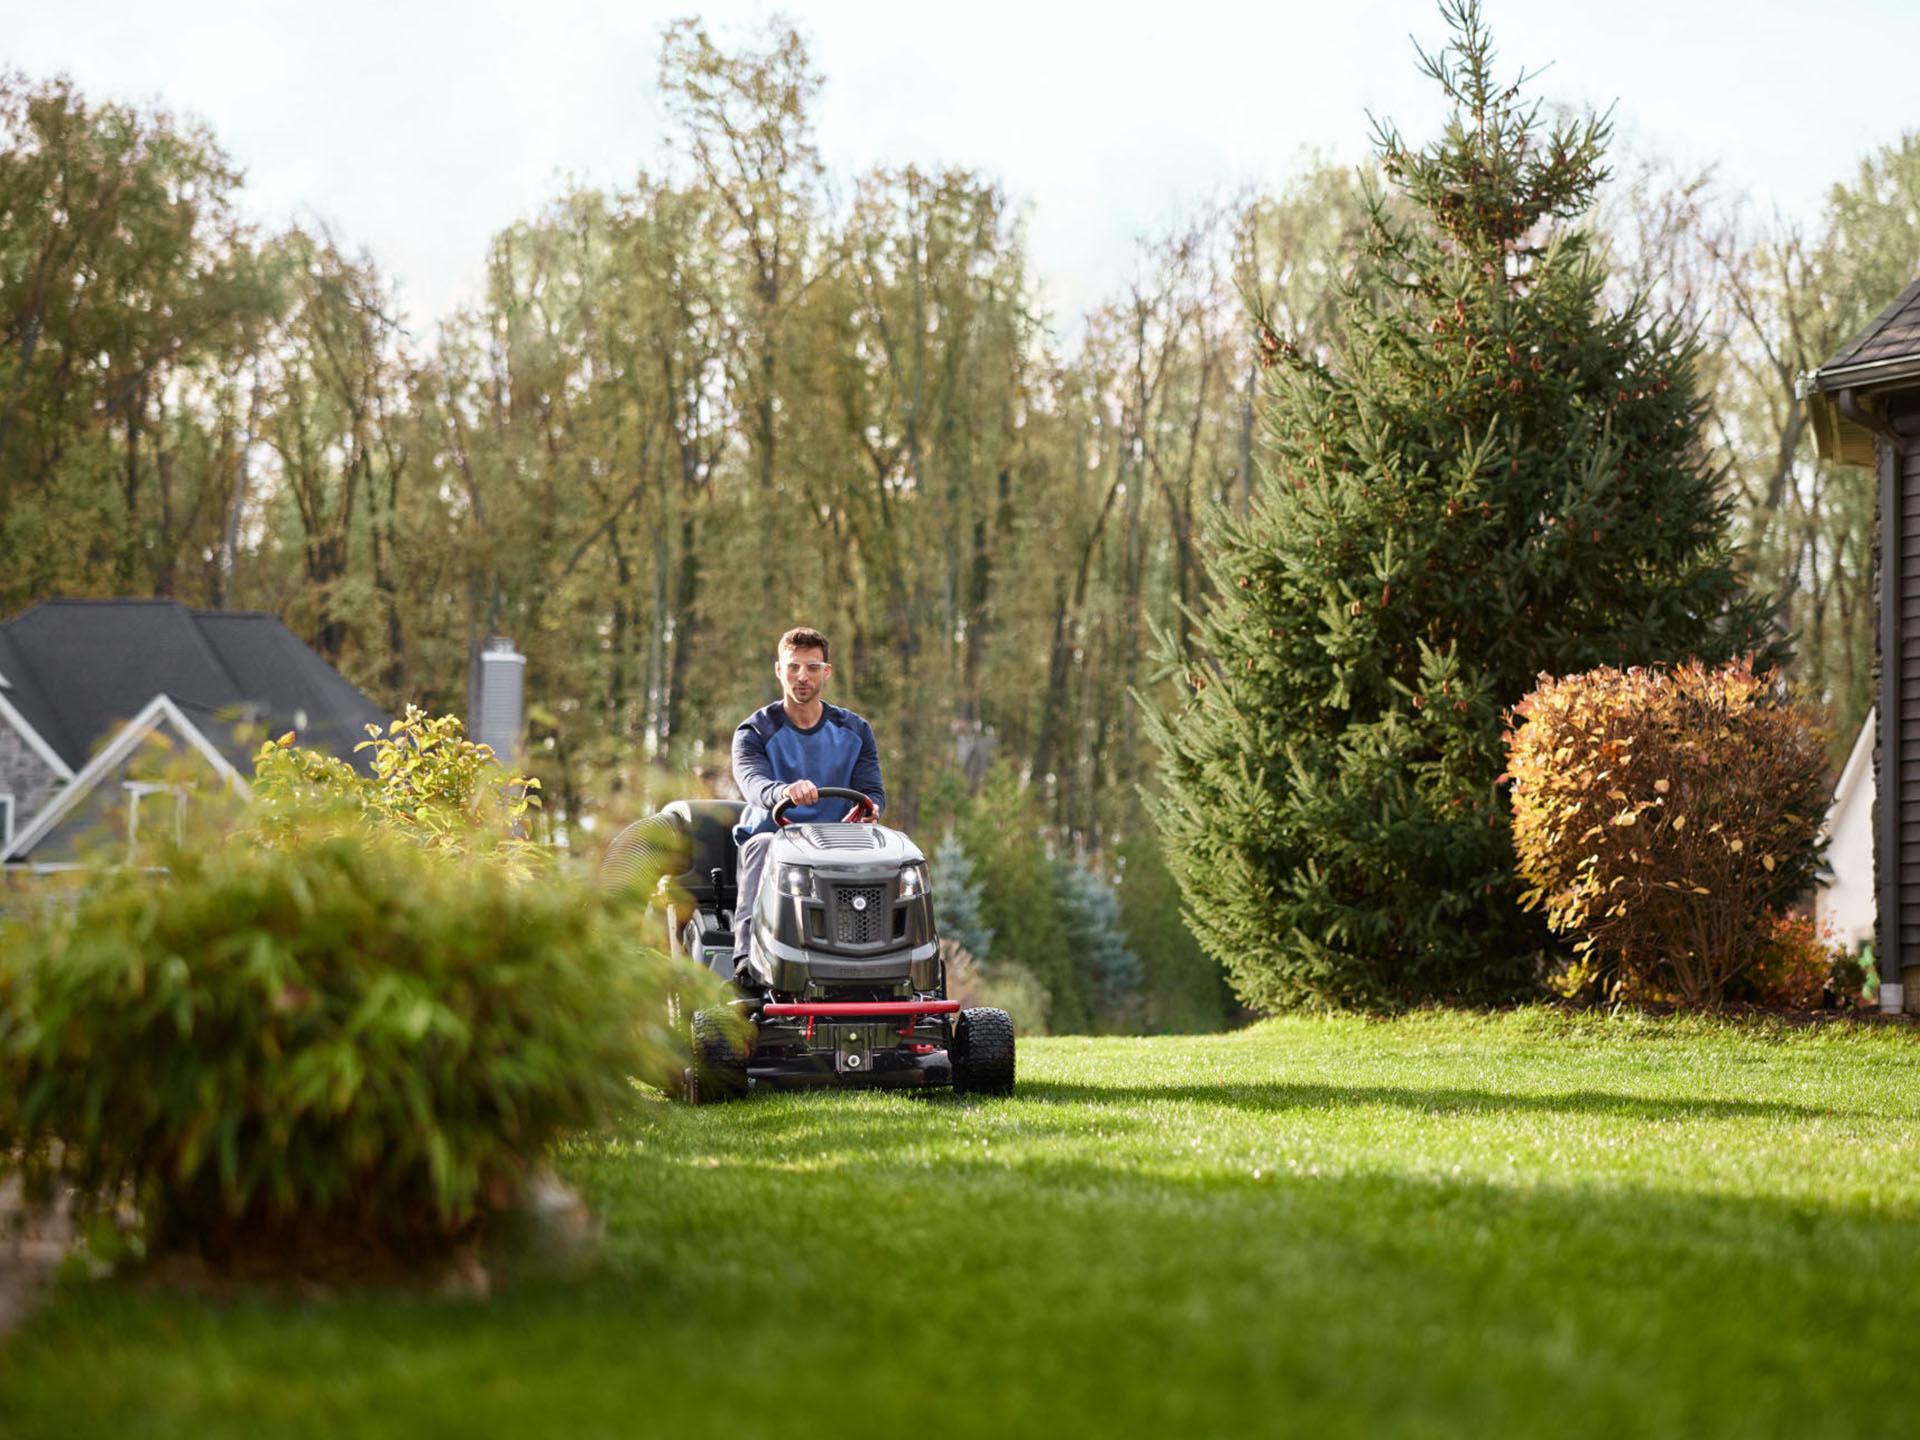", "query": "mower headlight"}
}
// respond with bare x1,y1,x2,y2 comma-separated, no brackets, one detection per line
778,863,816,898
898,863,929,899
